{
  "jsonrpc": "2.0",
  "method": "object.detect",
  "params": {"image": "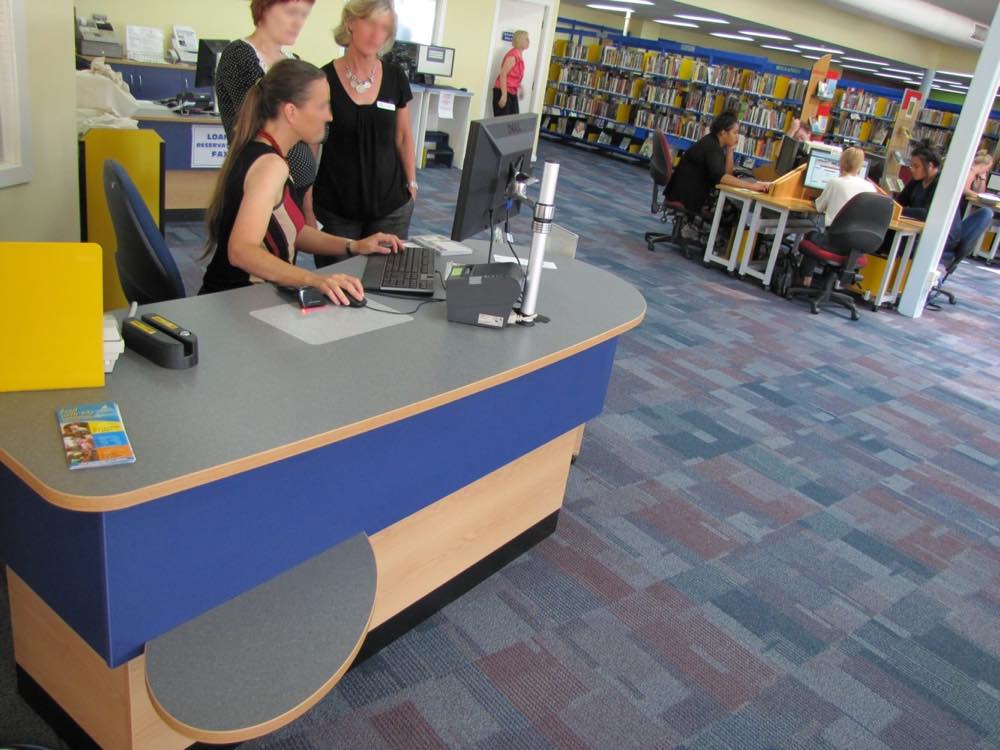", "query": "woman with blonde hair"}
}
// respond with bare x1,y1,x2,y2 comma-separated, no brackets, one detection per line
199,59,402,302
492,30,529,116
962,150,995,207
313,0,417,269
